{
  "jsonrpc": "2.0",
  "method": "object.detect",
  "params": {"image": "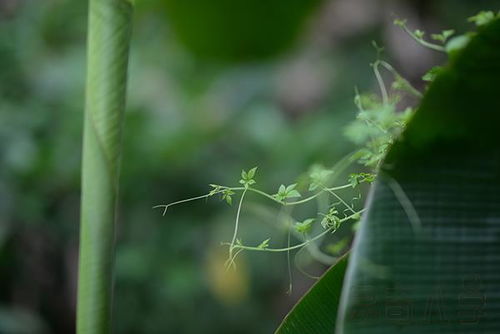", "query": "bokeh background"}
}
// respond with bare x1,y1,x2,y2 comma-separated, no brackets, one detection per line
0,0,498,333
